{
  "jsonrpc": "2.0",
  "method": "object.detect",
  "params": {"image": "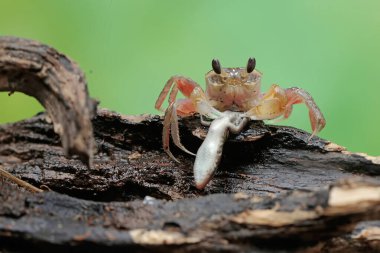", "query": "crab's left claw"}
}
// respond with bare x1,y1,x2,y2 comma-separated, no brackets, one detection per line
245,85,326,140
284,87,326,139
